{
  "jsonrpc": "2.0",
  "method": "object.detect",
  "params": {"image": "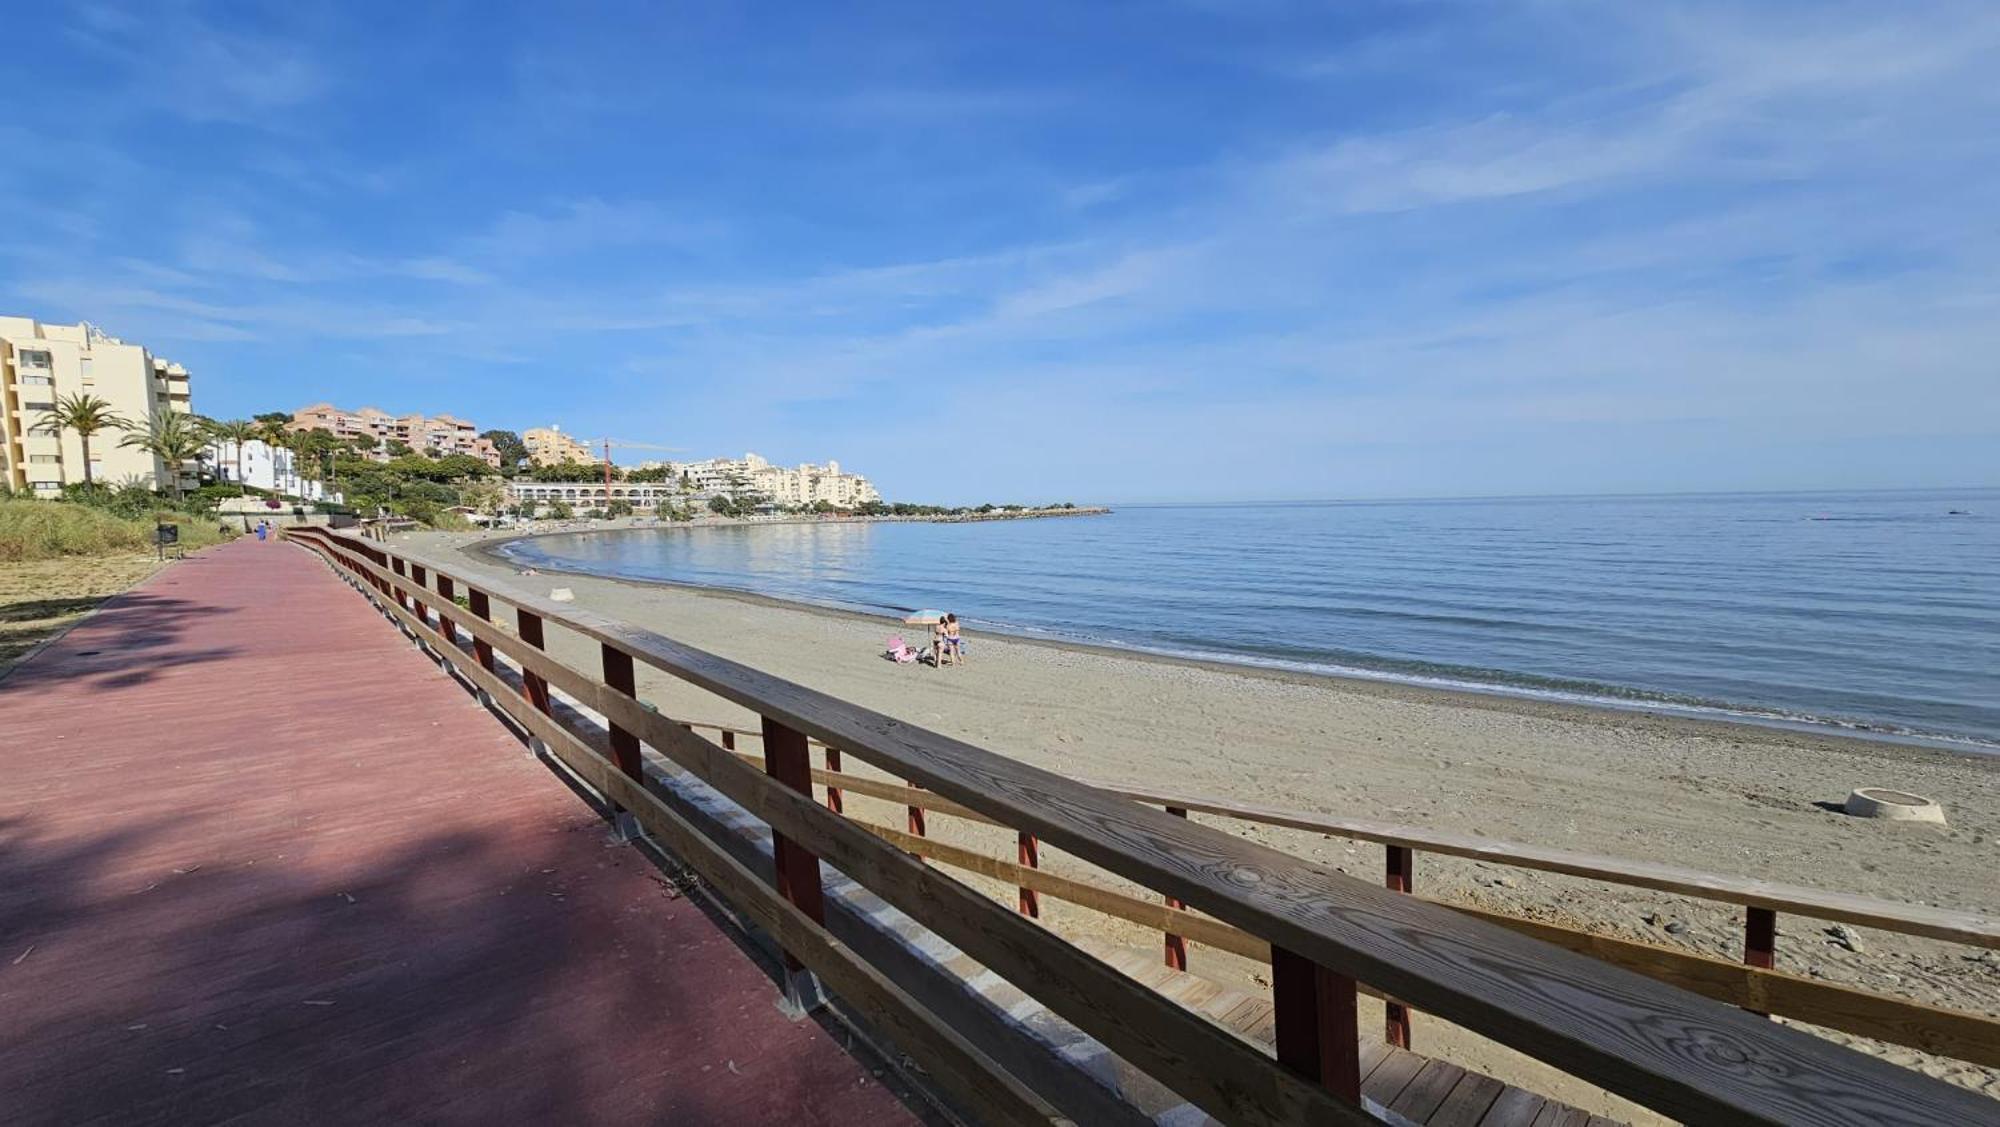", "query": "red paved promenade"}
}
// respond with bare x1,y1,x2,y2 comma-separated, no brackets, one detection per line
0,537,918,1125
